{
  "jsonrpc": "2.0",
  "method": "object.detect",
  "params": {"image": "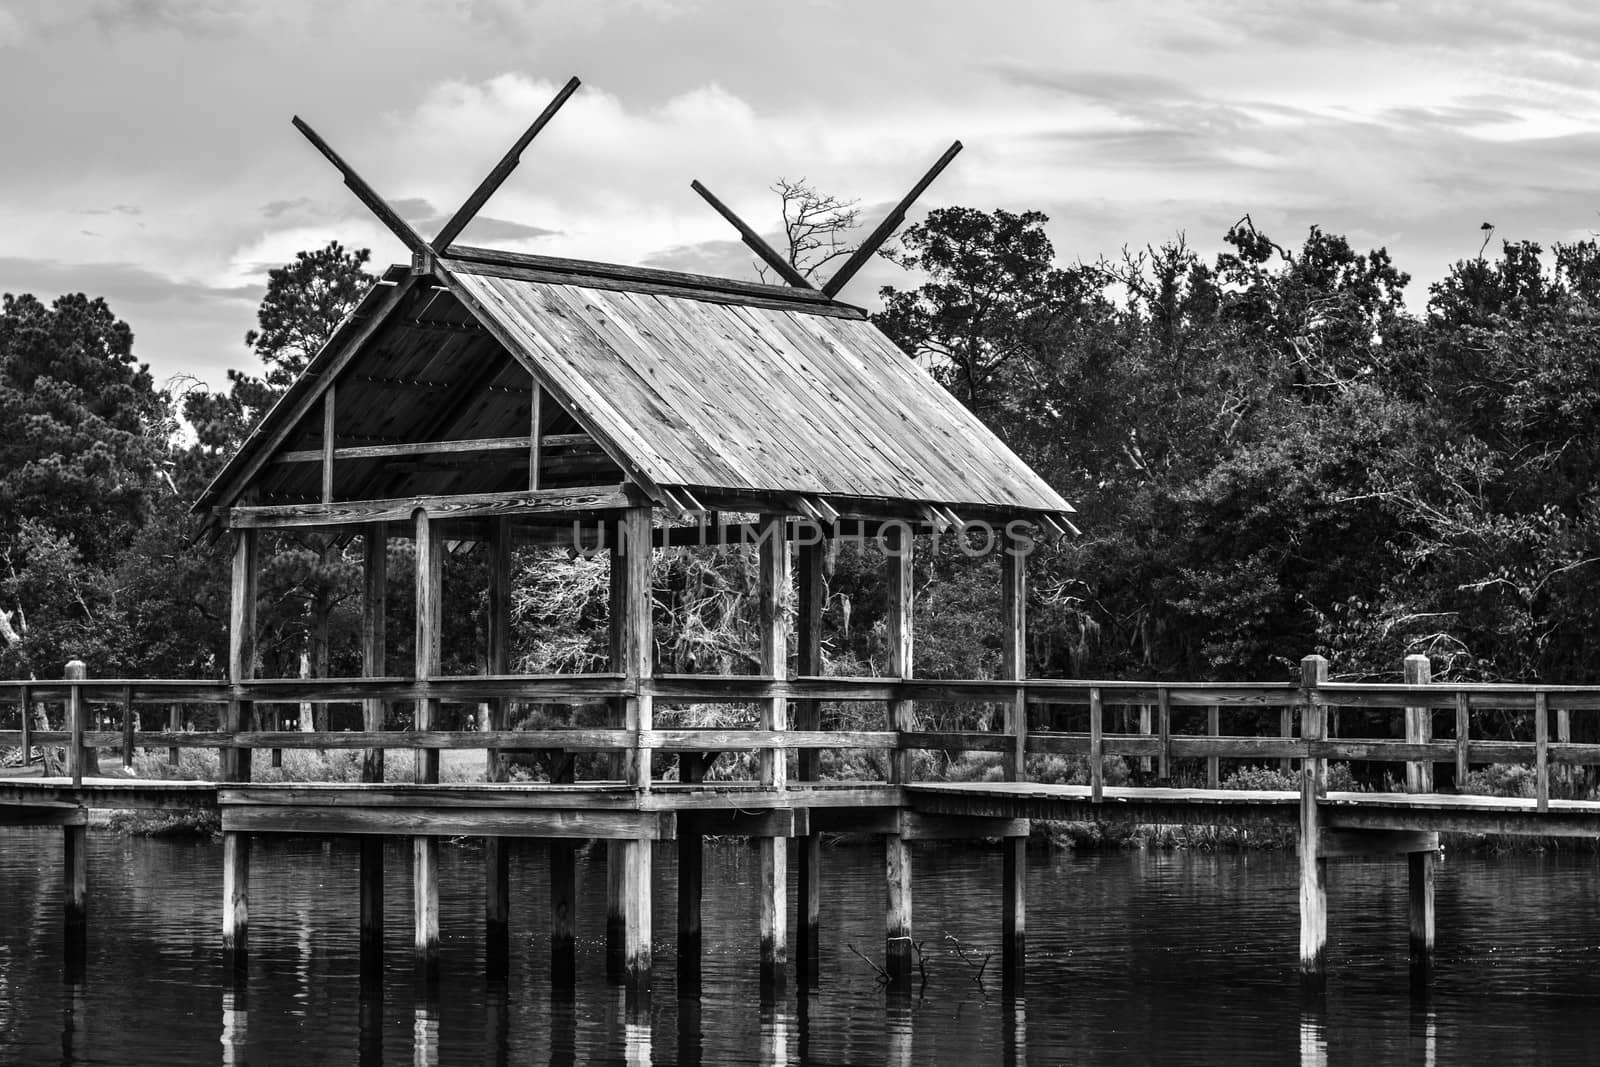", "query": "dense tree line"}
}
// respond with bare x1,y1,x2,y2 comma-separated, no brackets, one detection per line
5,213,1600,700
